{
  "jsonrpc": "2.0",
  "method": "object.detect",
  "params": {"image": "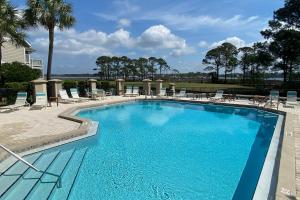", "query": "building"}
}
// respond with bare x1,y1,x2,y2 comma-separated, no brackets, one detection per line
1,38,43,73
